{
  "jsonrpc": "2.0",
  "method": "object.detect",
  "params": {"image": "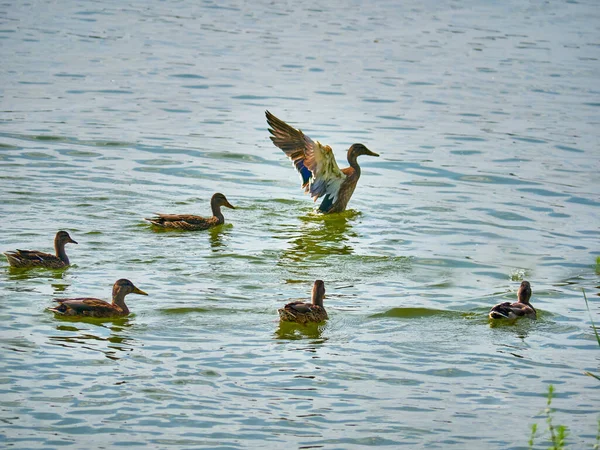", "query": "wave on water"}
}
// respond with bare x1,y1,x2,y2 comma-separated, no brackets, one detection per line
371,307,463,319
